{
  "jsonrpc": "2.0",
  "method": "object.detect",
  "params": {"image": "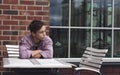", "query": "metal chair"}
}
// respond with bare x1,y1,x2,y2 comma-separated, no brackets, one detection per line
74,47,108,75
6,45,19,58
